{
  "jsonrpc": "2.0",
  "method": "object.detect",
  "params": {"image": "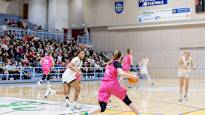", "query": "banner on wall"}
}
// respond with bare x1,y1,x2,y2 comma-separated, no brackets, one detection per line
138,7,191,23
114,1,124,14
139,0,168,7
